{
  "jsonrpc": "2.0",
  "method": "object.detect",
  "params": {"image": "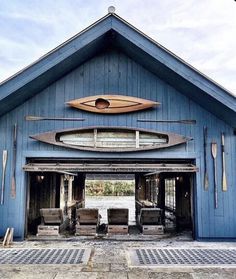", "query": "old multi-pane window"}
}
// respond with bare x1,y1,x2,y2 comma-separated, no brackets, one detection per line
165,178,176,211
